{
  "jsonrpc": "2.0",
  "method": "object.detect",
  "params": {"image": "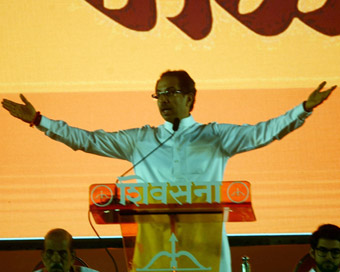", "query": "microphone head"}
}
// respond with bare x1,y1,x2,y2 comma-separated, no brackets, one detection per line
173,118,180,131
